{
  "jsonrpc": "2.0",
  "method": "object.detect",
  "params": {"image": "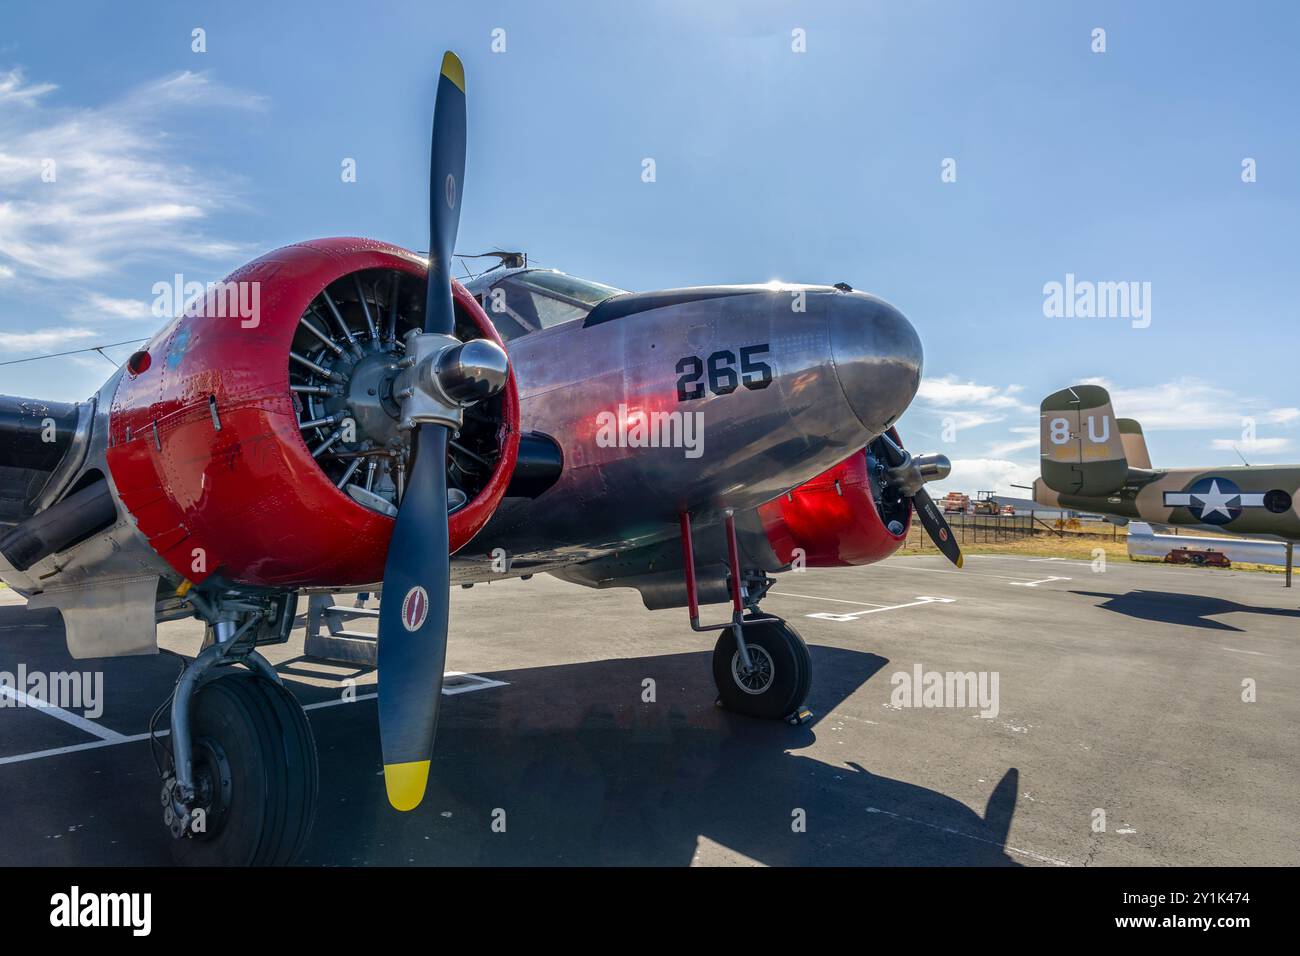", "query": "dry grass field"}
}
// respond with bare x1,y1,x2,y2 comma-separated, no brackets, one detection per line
900,519,1285,574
